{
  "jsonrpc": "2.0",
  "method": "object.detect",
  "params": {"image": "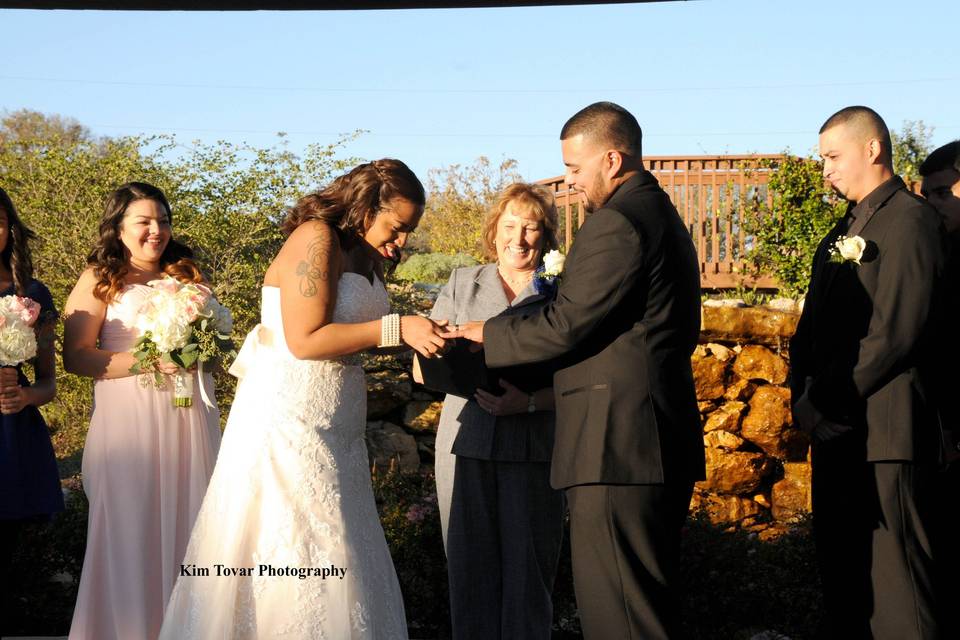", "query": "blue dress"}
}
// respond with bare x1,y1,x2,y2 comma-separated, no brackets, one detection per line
0,279,64,520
